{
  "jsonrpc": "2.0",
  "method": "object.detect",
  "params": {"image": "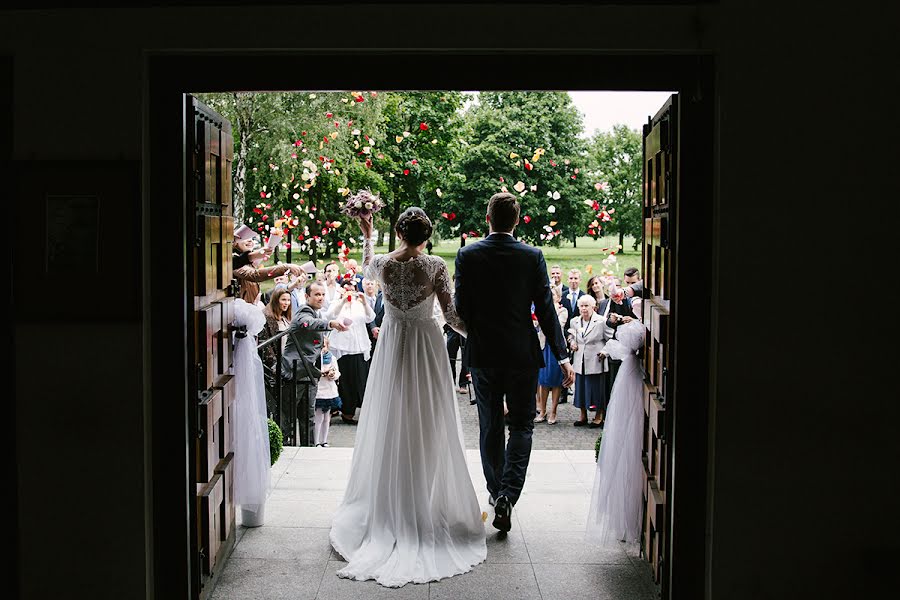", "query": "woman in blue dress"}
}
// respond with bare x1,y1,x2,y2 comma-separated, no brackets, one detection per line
535,286,570,424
